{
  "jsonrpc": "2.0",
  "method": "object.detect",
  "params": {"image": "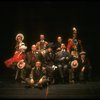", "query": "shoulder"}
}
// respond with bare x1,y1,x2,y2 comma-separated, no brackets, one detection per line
32,67,35,71
45,41,48,44
36,41,40,45
26,51,31,55
68,38,72,42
